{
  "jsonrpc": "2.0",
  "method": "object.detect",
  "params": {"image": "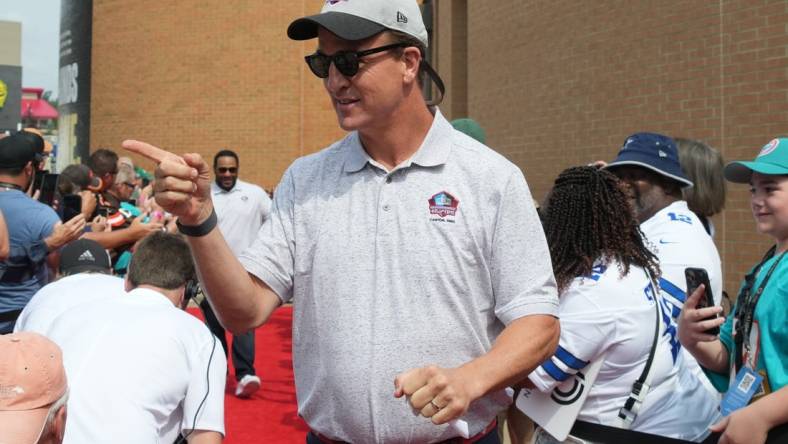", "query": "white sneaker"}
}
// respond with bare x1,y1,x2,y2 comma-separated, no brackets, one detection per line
235,374,261,398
